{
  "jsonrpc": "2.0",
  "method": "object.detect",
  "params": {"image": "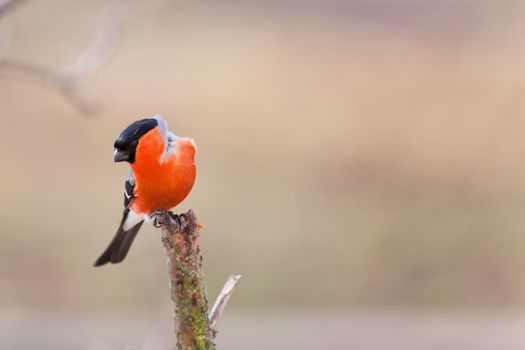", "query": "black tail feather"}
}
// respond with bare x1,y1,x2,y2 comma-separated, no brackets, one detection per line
94,212,144,267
